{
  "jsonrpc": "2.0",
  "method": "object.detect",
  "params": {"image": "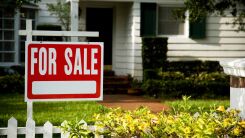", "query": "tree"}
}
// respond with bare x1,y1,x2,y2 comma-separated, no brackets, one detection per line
0,0,40,11
174,0,245,31
47,0,70,31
